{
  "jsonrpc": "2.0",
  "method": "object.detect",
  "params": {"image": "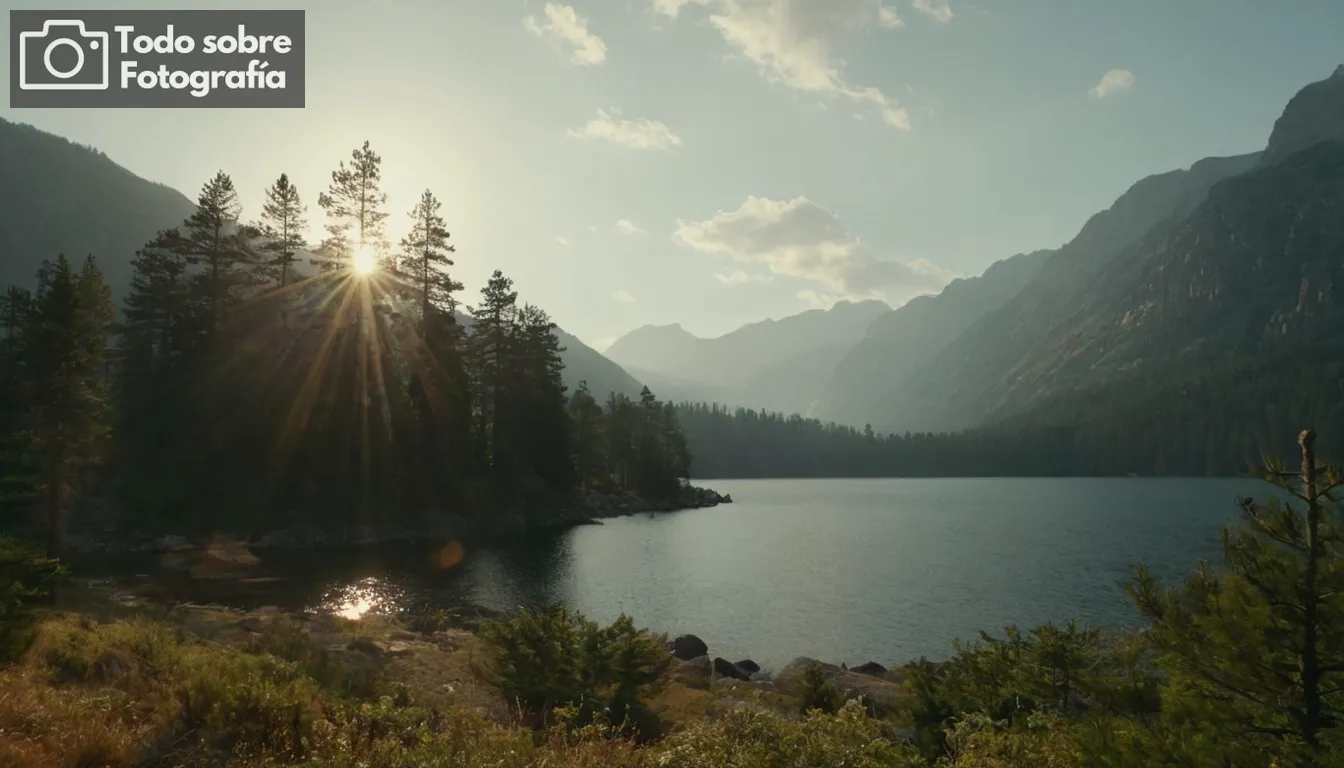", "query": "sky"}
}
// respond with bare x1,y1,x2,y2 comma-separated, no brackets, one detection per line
3,0,1343,350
